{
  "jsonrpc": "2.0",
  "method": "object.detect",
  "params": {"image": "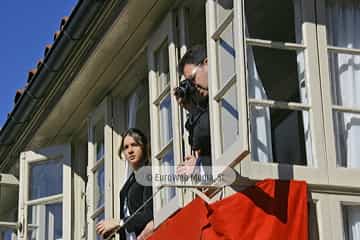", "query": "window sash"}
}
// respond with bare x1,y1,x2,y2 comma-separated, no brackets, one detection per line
327,194,360,240
207,0,249,179
236,0,328,184
87,97,113,240
316,0,360,187
18,144,71,240
147,11,183,228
